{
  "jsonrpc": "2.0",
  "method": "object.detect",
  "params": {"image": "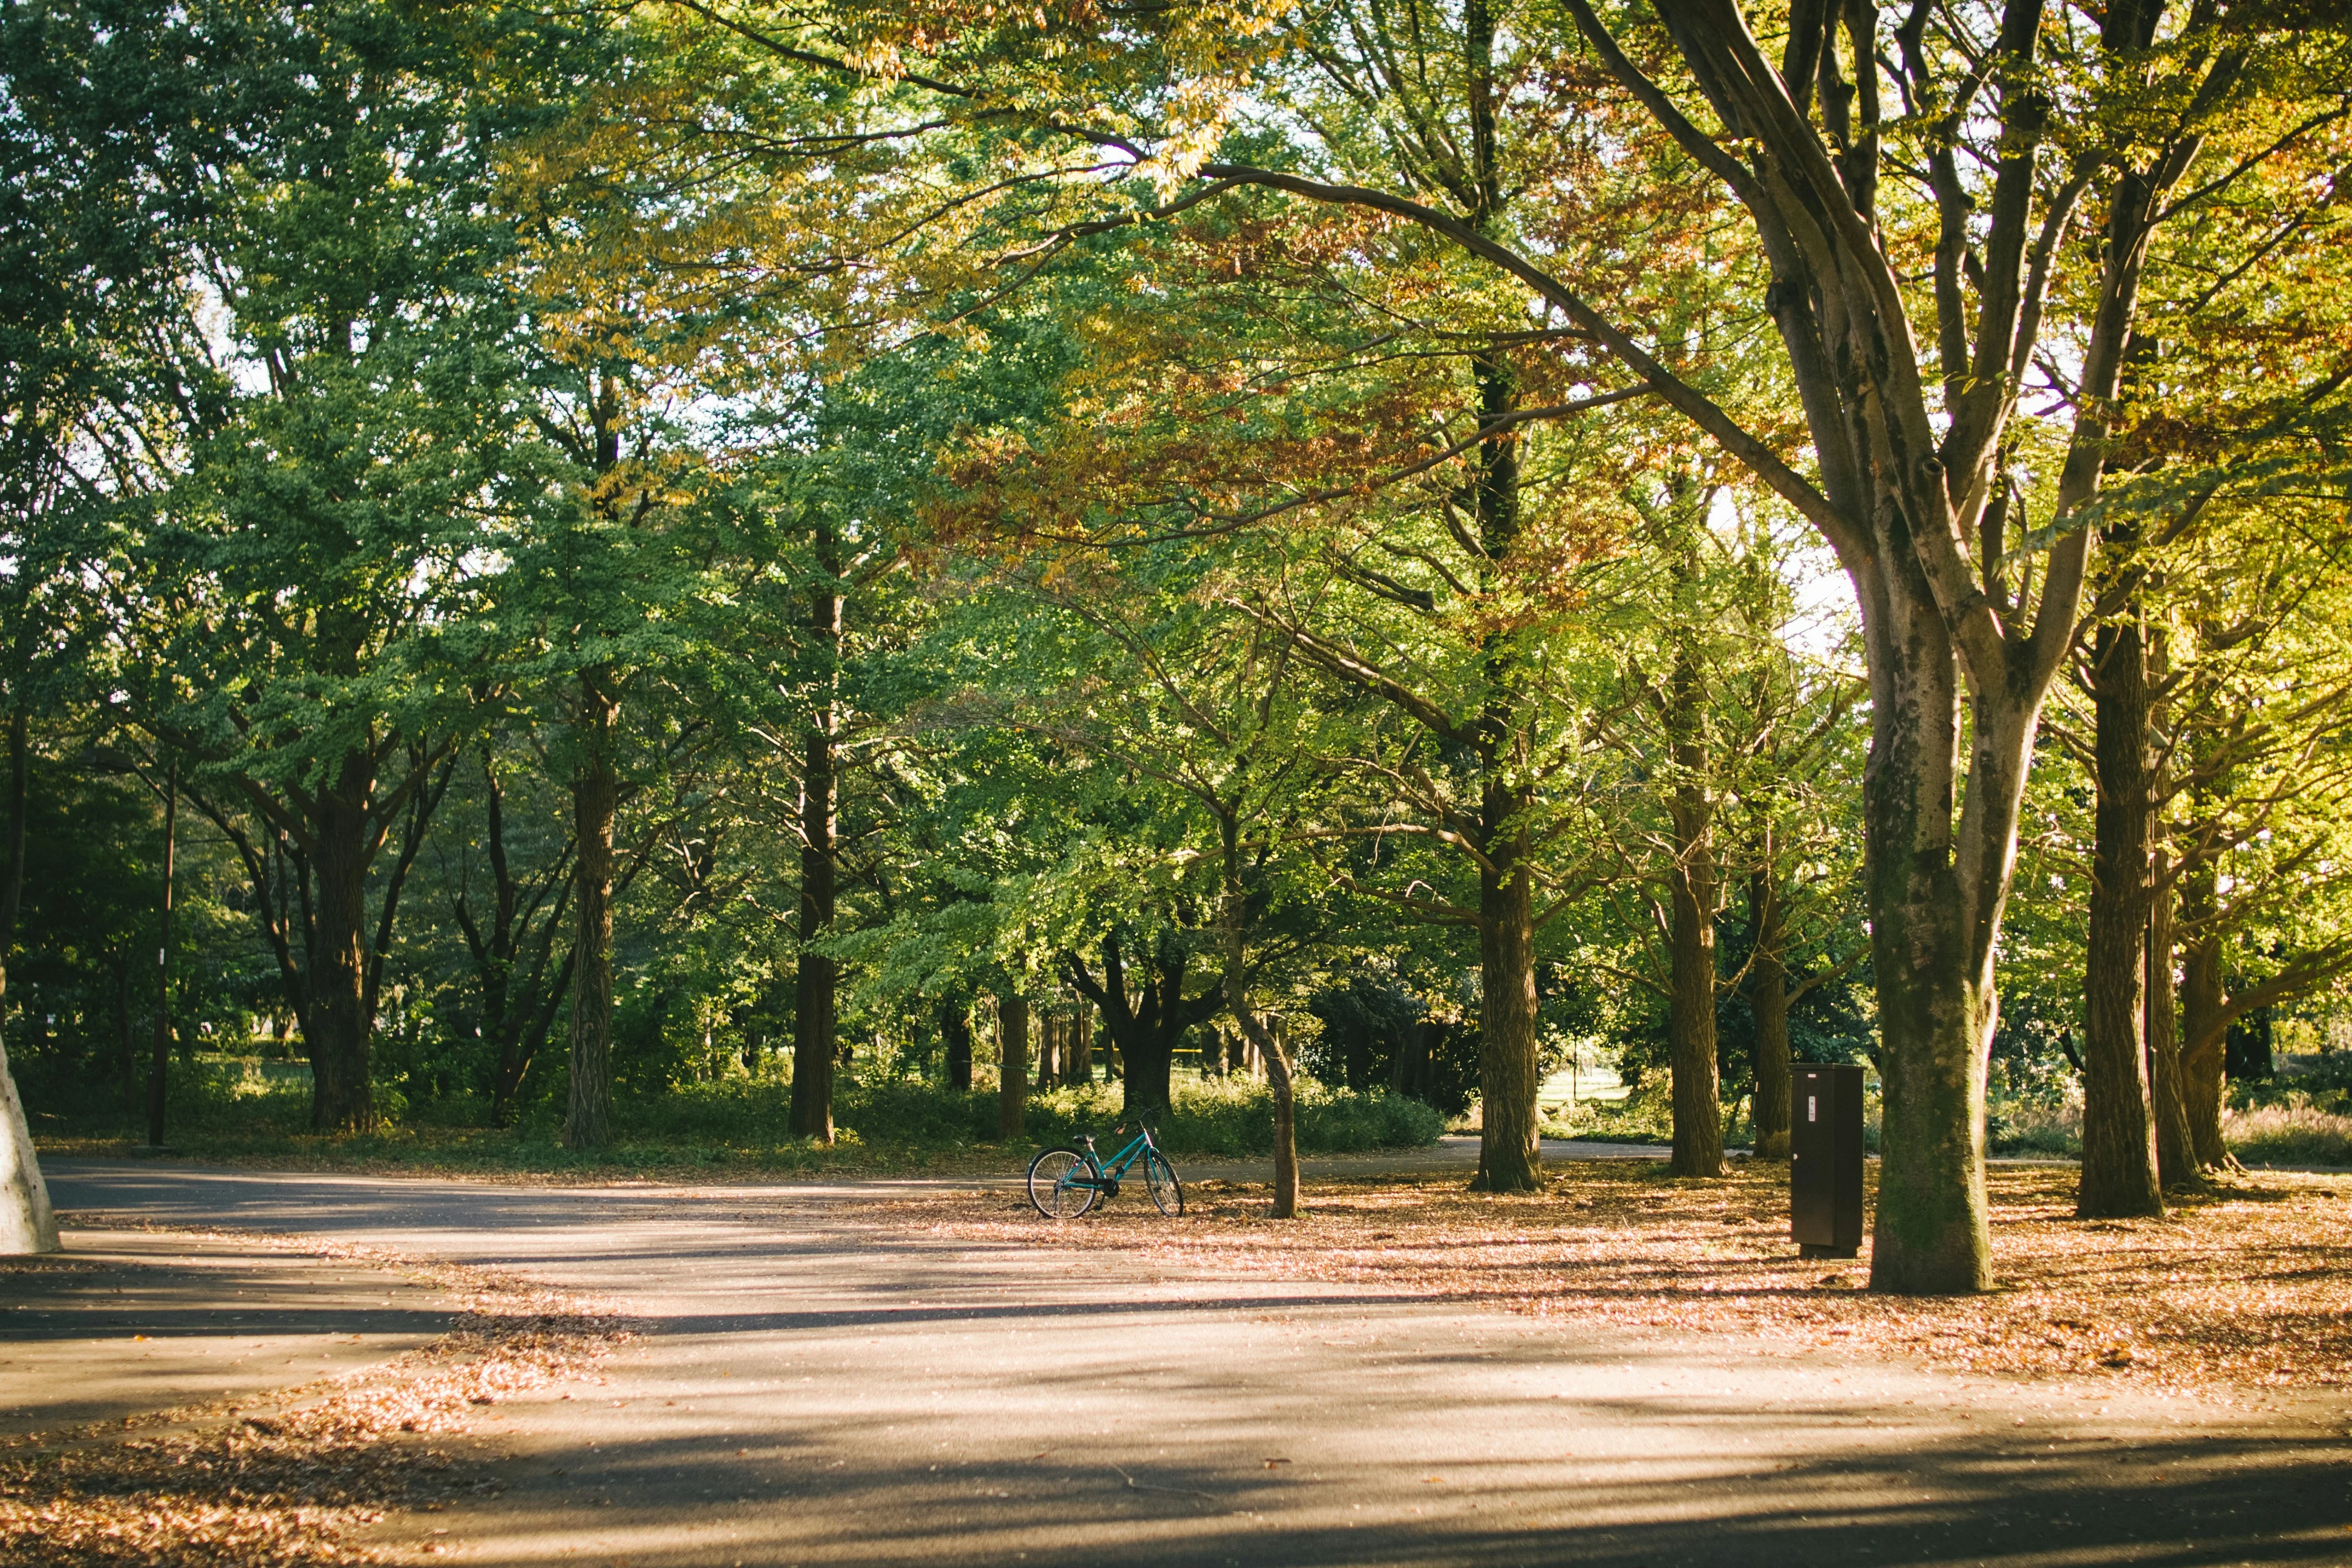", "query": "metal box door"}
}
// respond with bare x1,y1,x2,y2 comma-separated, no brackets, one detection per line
1790,1062,1864,1258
